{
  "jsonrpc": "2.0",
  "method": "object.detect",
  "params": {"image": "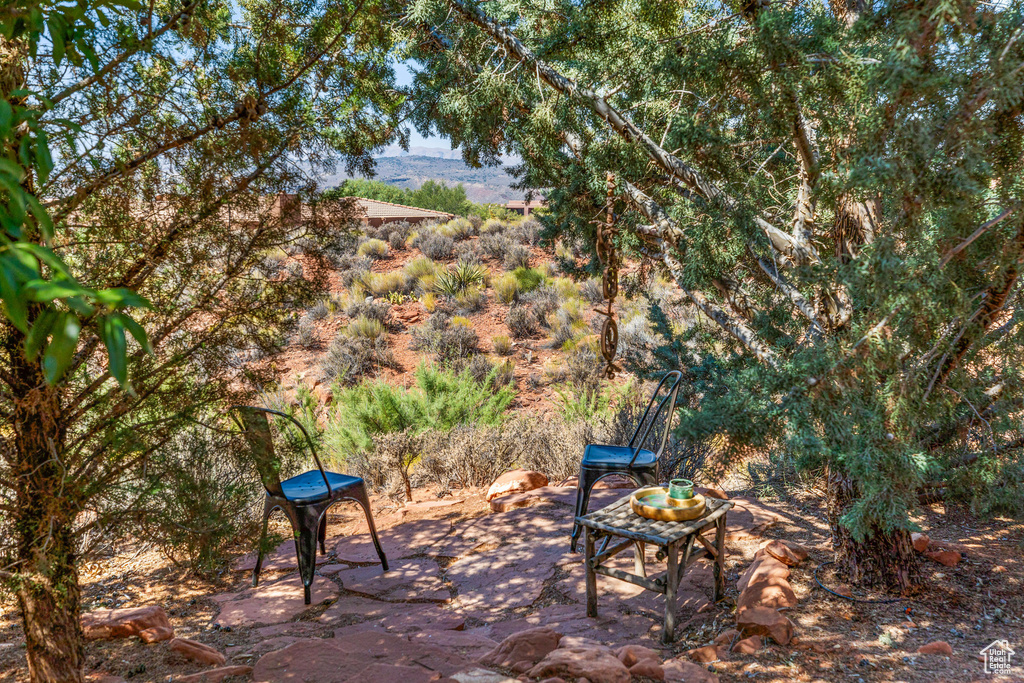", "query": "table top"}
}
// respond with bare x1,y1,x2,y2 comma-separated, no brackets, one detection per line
576,491,734,545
